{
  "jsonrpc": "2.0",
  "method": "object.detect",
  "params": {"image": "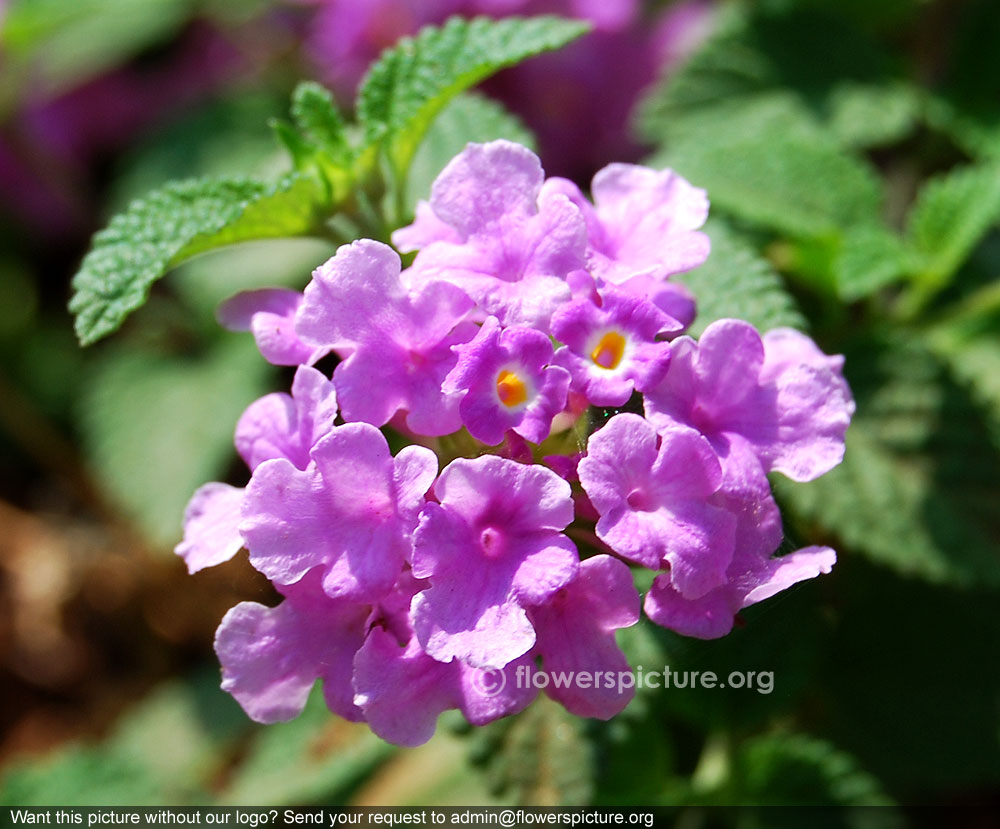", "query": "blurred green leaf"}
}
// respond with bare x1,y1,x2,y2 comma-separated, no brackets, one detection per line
905,162,1000,299
677,219,805,335
79,336,270,546
469,697,594,806
1,0,191,98
834,225,912,301
0,673,249,806
654,130,882,240
637,4,912,152
728,734,895,807
69,174,328,345
217,689,393,806
777,336,1000,587
407,92,535,206
356,15,588,182
930,323,1000,449
825,80,920,149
